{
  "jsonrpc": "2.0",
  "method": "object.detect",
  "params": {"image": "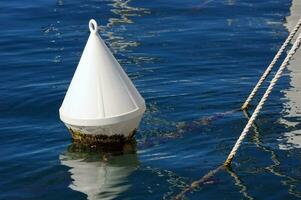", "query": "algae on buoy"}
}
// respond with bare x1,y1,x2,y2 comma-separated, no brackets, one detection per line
59,19,146,143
